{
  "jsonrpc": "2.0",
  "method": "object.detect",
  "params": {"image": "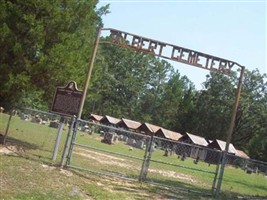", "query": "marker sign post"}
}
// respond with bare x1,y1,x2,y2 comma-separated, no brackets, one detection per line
50,81,82,160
